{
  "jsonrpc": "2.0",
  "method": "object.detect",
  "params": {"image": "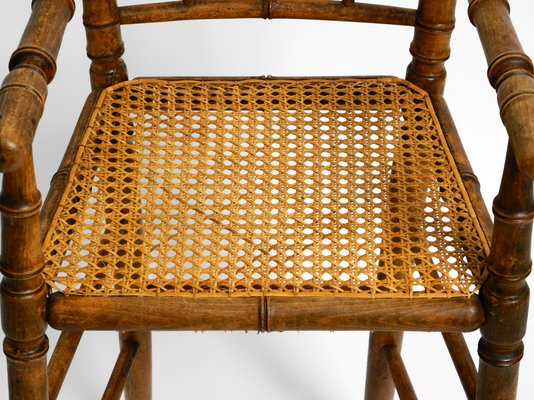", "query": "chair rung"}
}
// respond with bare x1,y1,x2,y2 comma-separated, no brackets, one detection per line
47,331,83,400
384,344,418,400
443,332,477,400
102,339,139,400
